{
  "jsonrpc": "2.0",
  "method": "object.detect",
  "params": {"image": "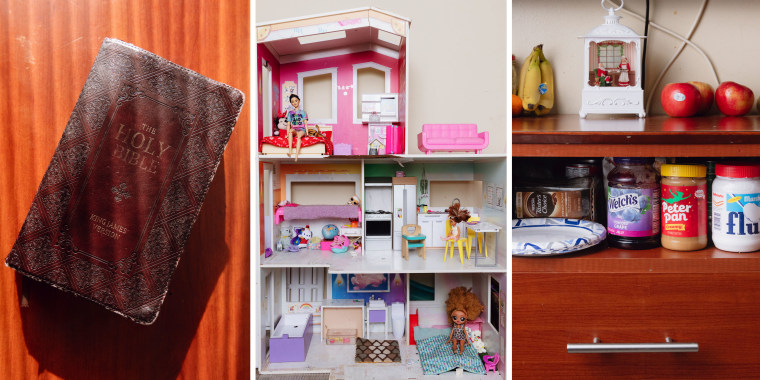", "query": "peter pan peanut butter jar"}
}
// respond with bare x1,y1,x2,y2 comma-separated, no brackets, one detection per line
661,164,707,251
